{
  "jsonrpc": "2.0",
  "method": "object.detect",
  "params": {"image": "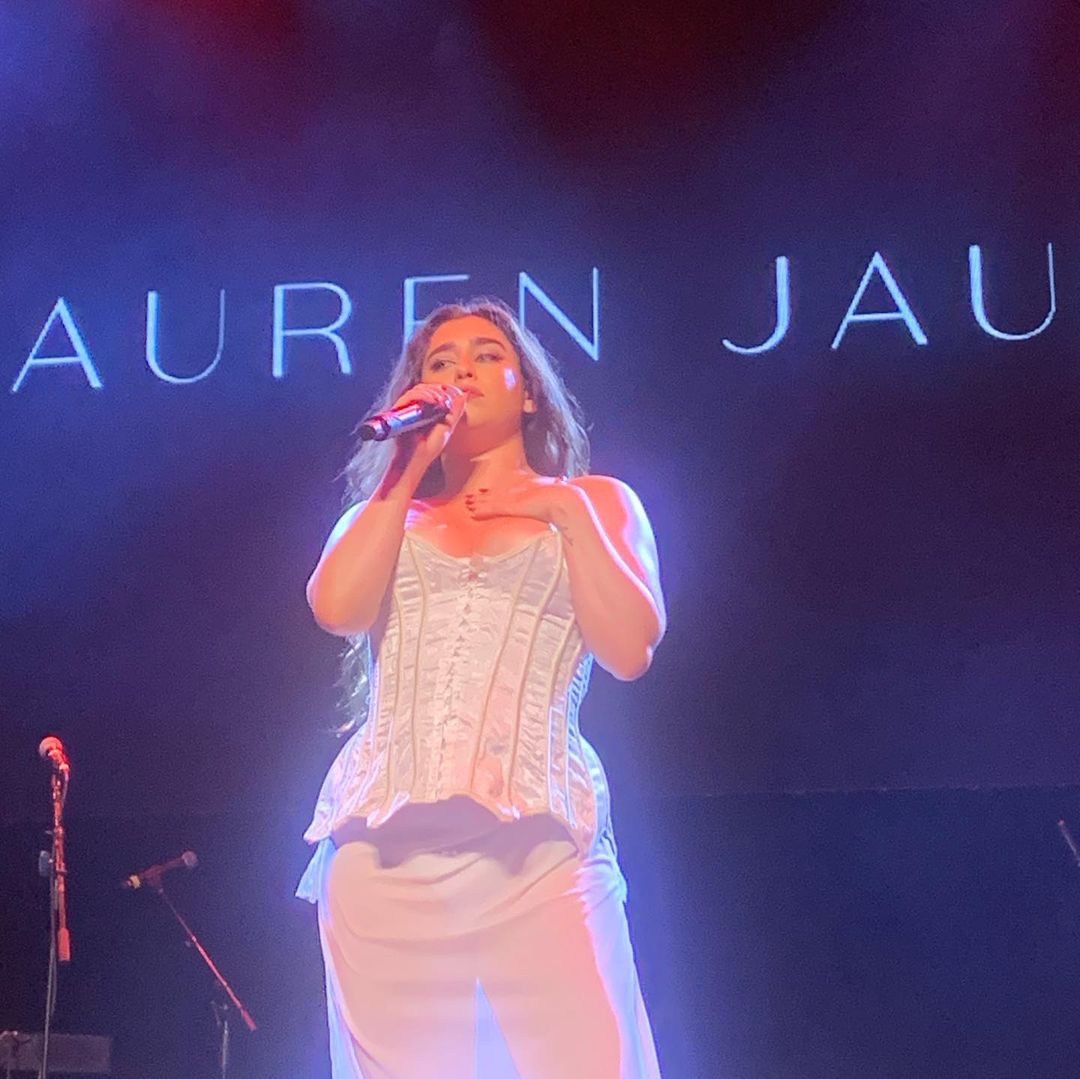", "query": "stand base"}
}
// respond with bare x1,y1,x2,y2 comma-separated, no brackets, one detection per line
0,1031,112,1075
